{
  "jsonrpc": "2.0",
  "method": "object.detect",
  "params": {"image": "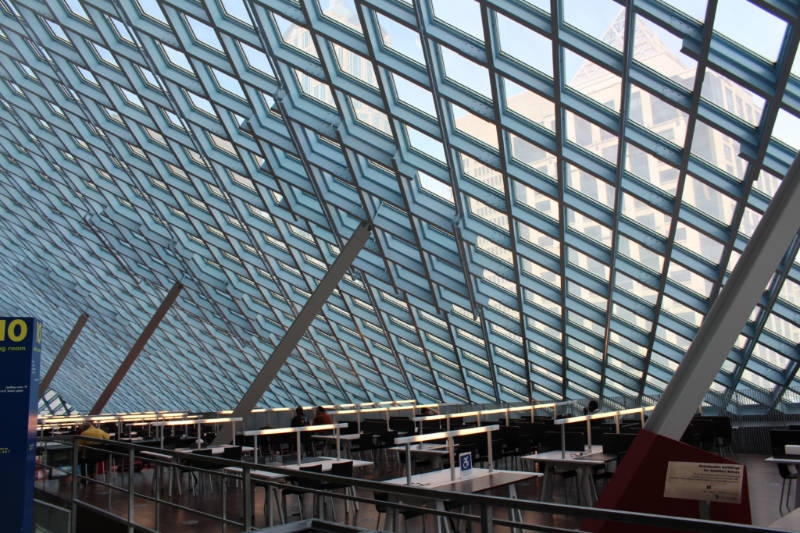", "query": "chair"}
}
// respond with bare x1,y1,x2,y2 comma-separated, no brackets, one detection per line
222,446,242,460
710,417,732,455
595,432,638,489
179,449,214,494
375,430,398,462
770,429,800,458
78,446,109,484
320,461,356,522
498,425,521,469
373,491,426,532
282,464,323,520
542,431,585,452
778,463,800,515
350,433,376,461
